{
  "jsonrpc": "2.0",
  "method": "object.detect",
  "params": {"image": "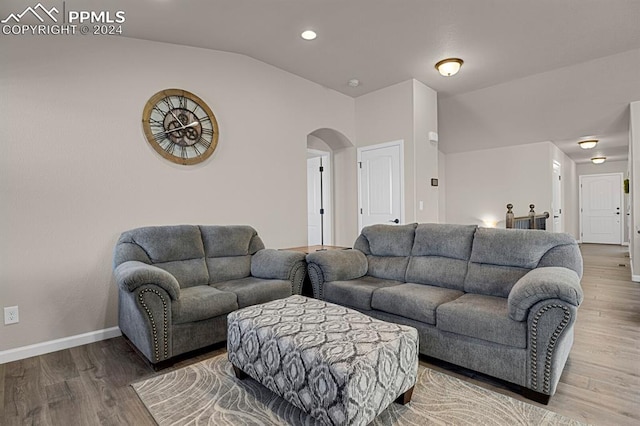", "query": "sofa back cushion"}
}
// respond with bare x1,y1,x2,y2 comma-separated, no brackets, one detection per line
465,227,582,297
114,225,209,288
354,223,416,281
200,225,265,284
405,224,477,290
